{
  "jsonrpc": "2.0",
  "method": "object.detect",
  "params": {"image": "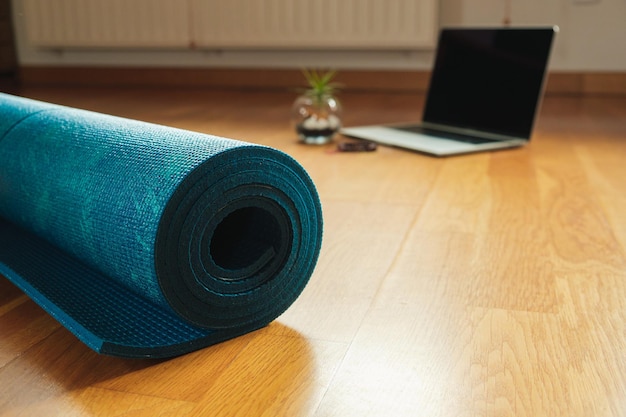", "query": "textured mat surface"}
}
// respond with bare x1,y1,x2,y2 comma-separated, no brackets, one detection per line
0,93,323,358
